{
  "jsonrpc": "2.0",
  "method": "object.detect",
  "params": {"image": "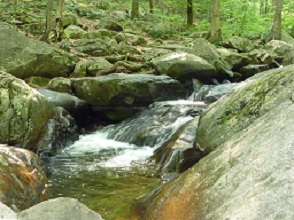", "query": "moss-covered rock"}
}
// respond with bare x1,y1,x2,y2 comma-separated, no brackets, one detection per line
0,72,54,151
24,77,50,88
71,73,185,107
0,28,78,79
